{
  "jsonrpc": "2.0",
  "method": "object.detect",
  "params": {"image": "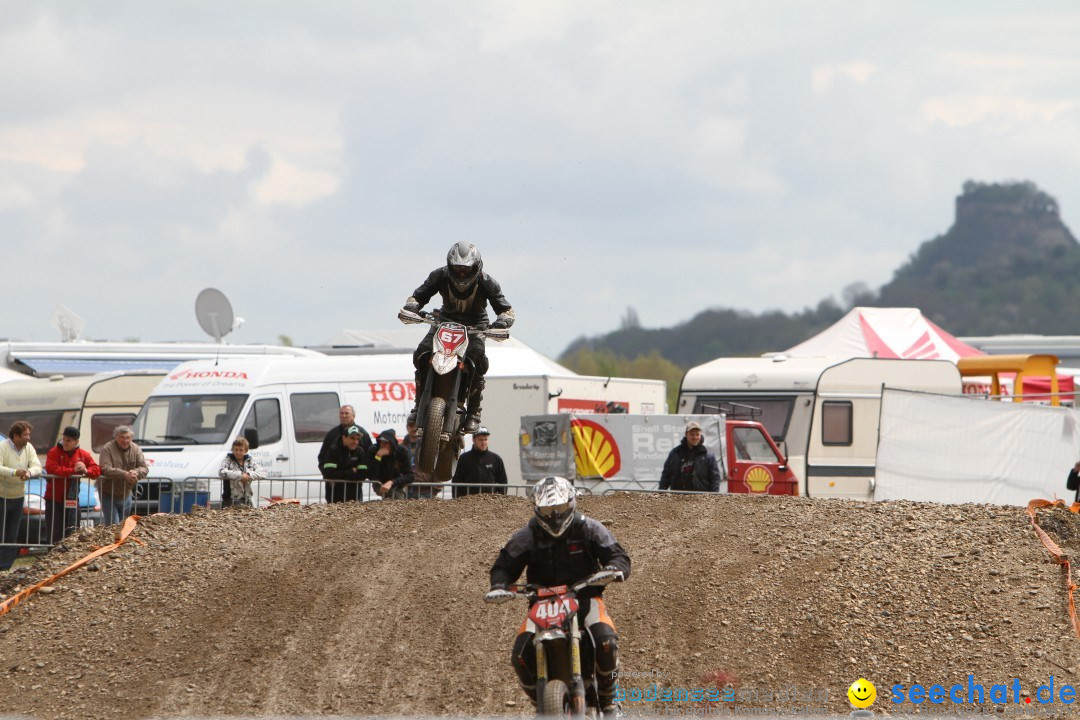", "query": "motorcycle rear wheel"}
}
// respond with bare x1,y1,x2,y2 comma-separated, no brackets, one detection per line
540,678,573,718
418,396,445,475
